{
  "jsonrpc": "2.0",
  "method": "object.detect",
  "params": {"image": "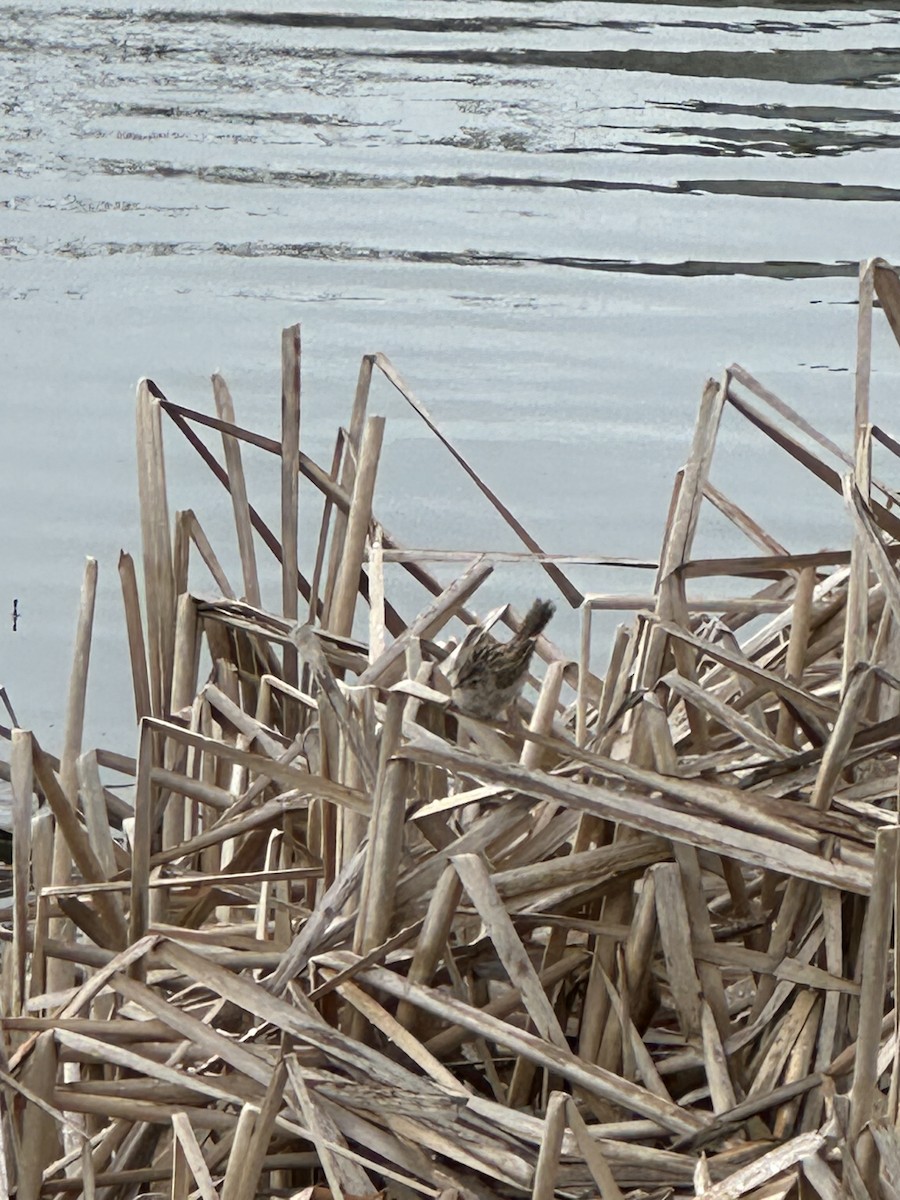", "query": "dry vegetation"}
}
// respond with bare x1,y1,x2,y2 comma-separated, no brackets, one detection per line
3,257,900,1200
